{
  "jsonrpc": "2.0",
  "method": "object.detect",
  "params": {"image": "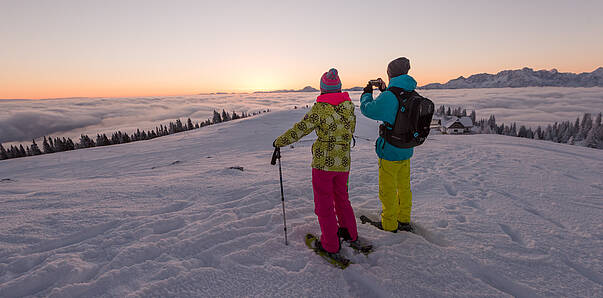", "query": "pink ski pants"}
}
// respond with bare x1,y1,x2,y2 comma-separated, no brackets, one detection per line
312,168,358,253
